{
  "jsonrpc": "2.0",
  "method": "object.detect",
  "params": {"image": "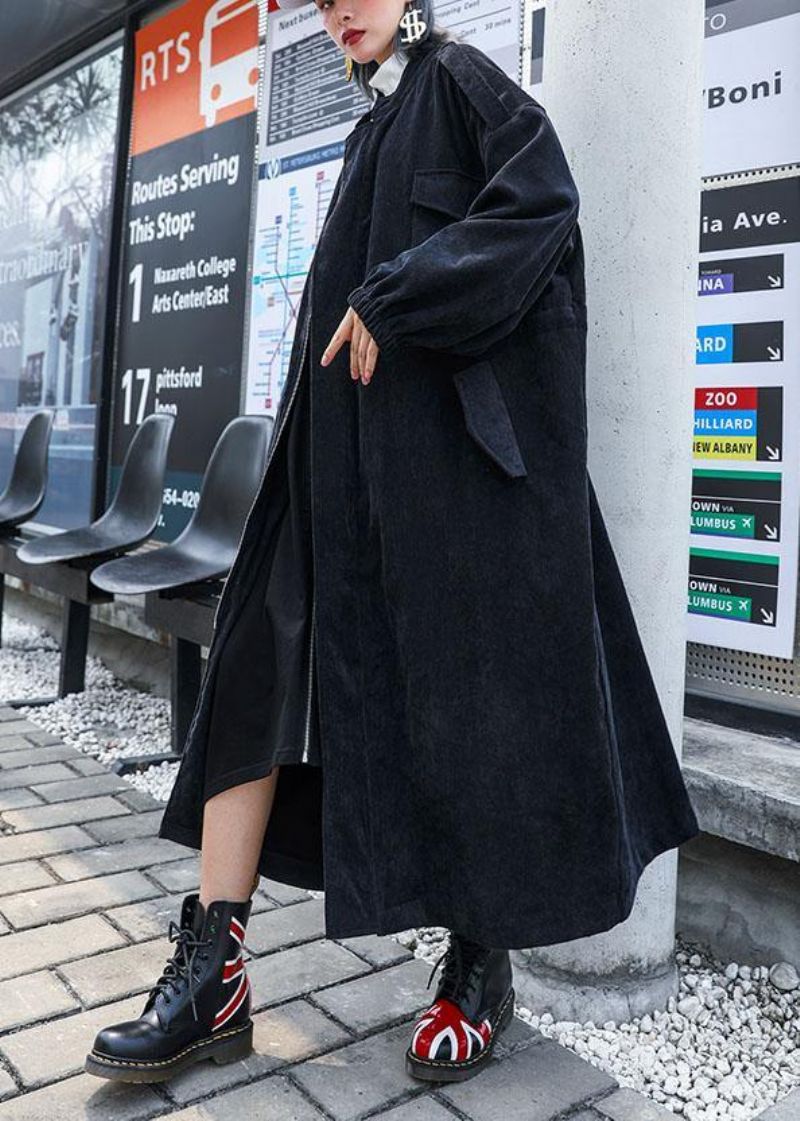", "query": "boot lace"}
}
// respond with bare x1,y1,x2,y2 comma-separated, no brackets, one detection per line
426,932,491,1005
147,920,213,1023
